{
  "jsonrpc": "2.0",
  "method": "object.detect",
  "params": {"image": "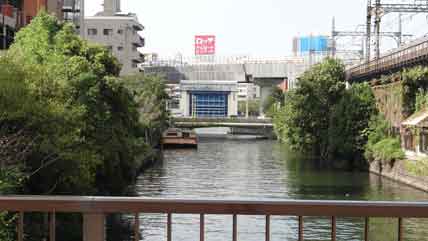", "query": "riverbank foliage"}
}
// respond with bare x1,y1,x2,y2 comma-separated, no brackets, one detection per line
270,58,377,167
238,100,261,117
0,13,169,240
